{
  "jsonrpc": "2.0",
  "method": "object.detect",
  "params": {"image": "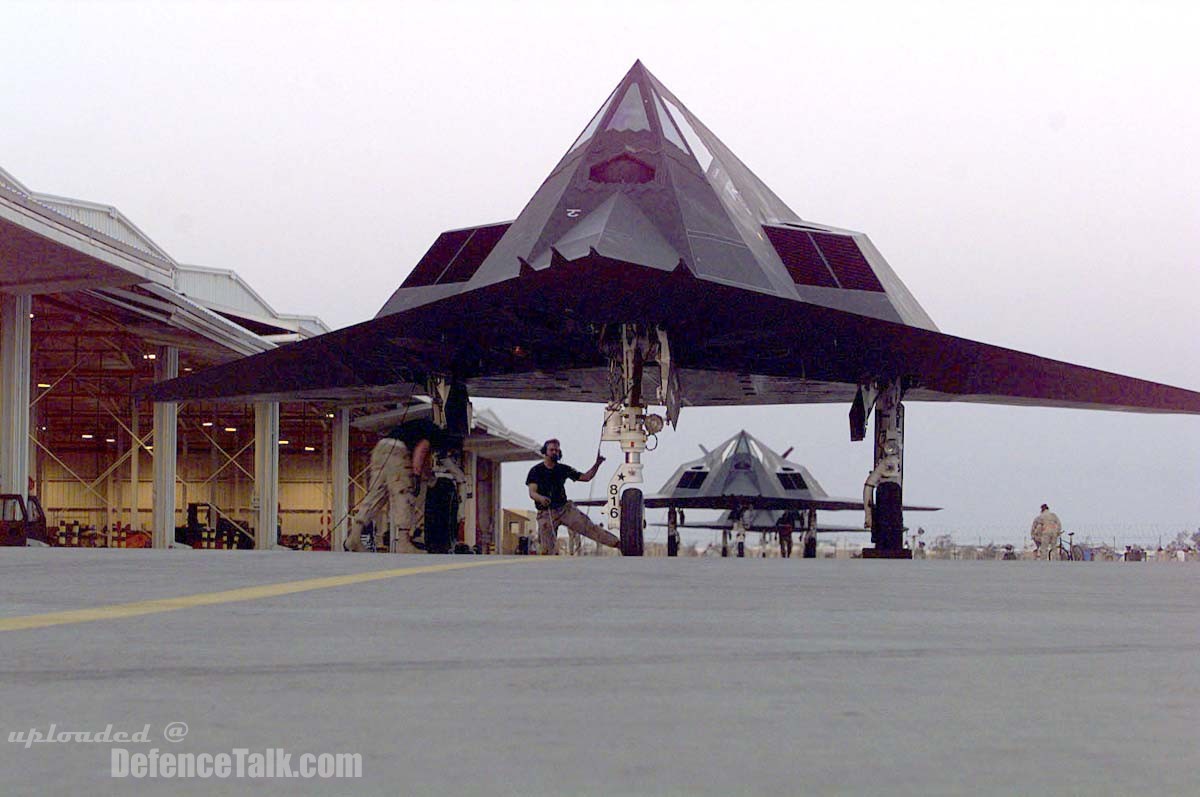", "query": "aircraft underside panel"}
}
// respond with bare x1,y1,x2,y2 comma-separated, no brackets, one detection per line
575,494,938,512
464,369,856,406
